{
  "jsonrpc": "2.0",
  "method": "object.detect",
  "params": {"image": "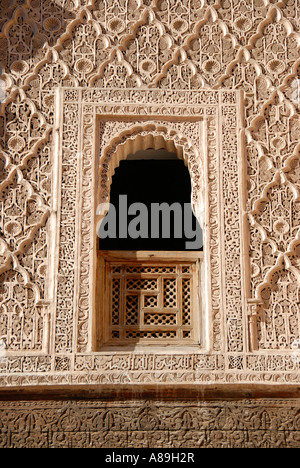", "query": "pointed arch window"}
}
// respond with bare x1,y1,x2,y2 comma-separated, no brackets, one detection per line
96,141,204,349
